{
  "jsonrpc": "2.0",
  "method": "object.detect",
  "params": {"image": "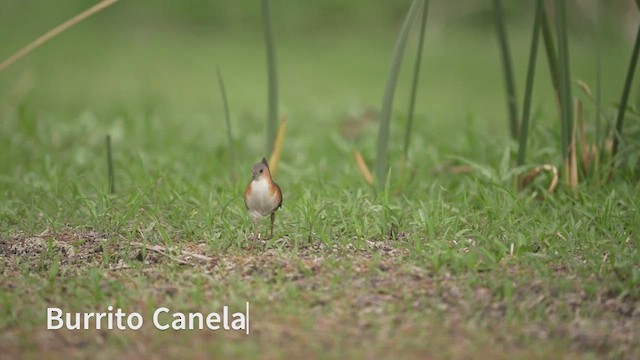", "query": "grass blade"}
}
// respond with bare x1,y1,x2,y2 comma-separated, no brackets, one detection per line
216,66,237,181
261,0,279,156
569,99,579,189
106,135,115,194
517,0,543,167
0,0,120,71
375,0,423,189
492,0,519,139
268,115,288,177
576,98,594,175
611,21,640,160
354,150,374,186
403,0,430,160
